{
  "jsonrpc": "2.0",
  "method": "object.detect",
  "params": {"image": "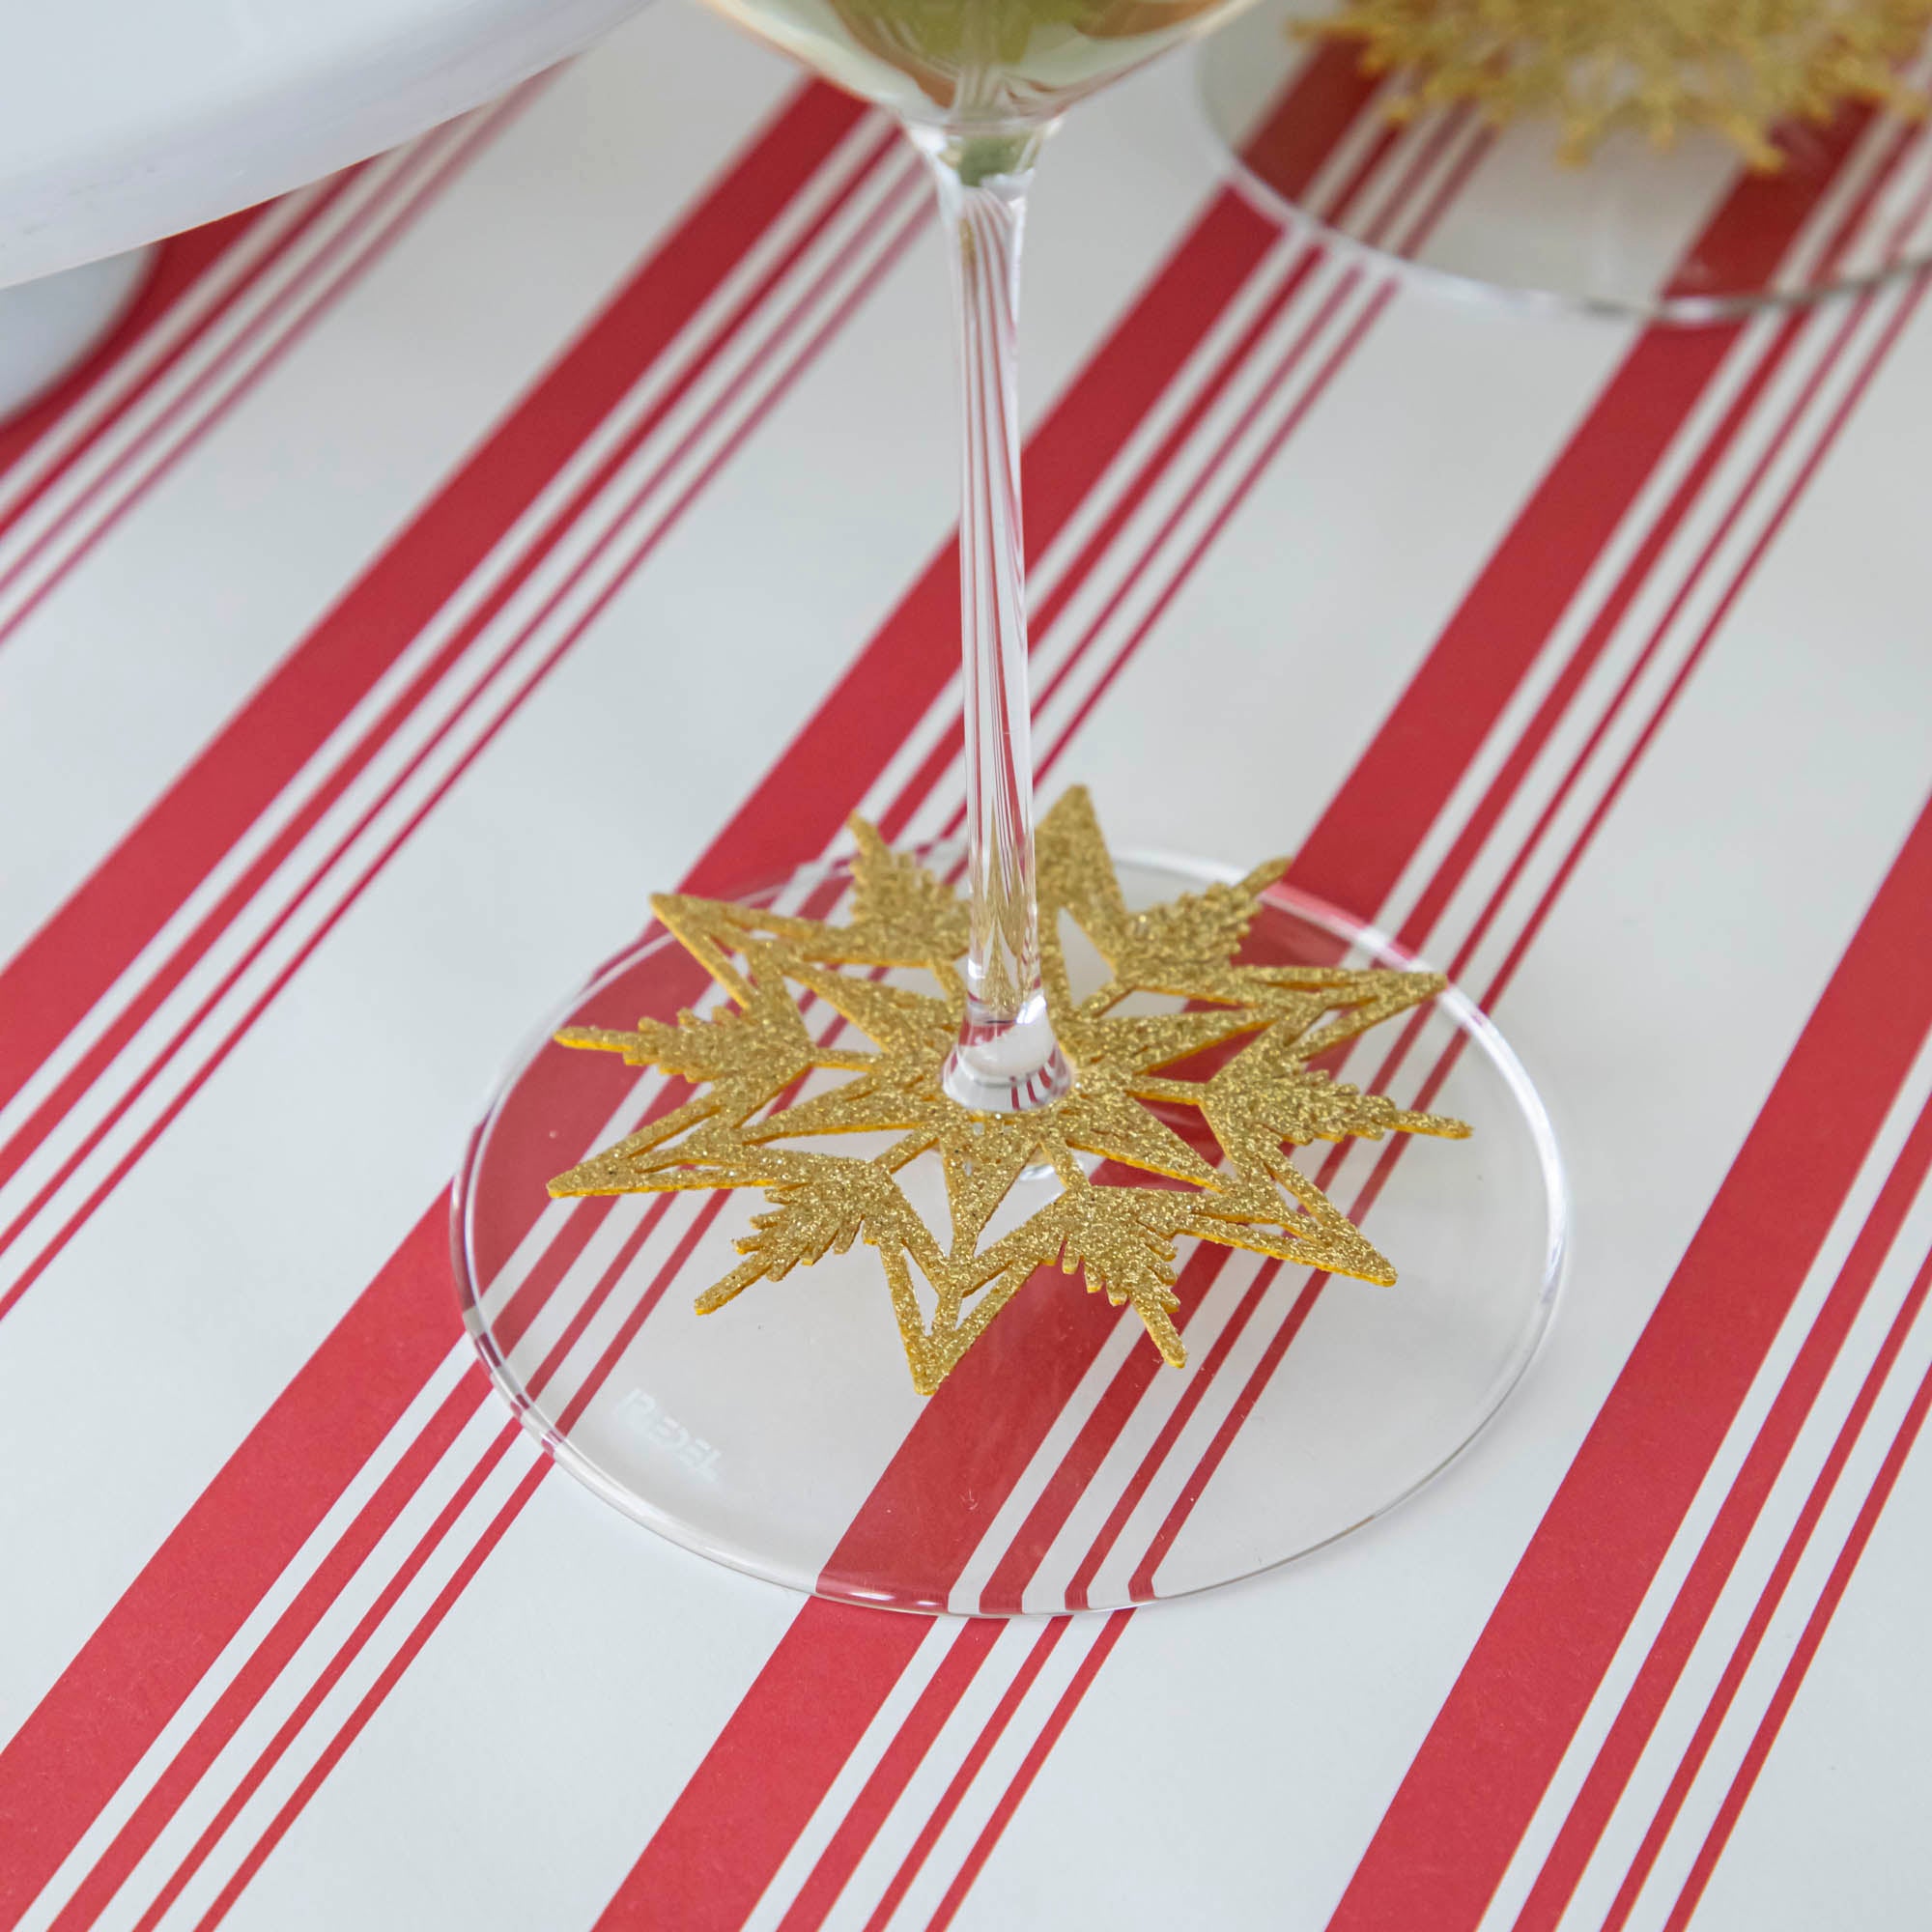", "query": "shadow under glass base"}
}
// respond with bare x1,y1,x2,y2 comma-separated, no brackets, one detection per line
453,851,1567,1615
1198,1,1932,323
